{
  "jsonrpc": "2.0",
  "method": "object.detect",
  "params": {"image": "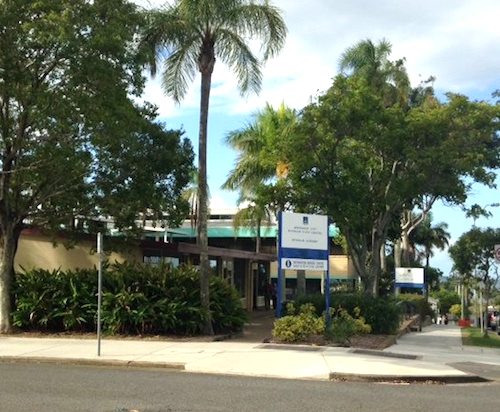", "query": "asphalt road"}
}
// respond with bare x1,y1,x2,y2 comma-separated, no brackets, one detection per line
1,362,499,412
